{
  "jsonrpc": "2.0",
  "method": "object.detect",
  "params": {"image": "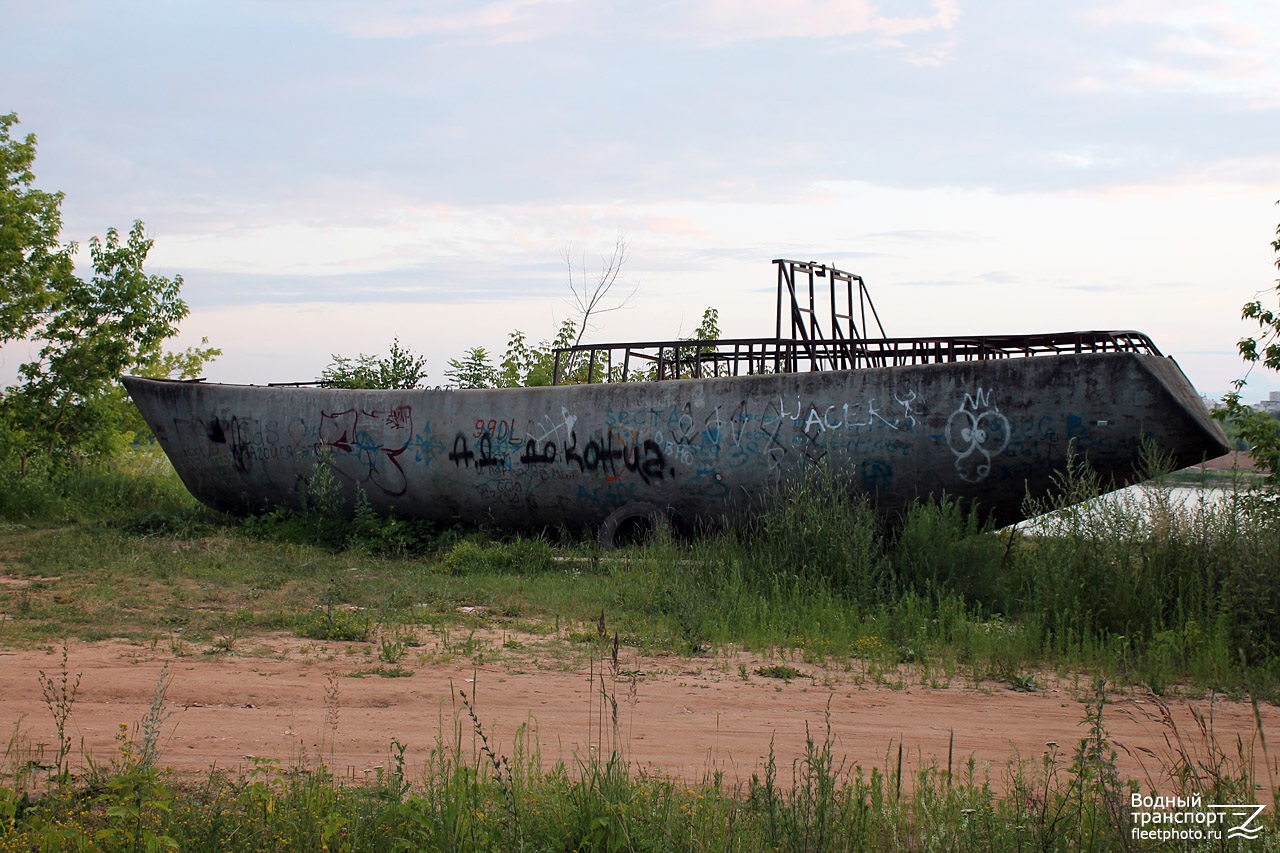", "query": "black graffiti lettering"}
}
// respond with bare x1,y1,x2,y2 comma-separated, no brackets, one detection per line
520,440,557,465
622,440,644,479
581,436,623,475
621,437,667,484
476,433,502,468
448,433,475,468
582,439,600,471
207,415,226,444
228,418,251,473
511,426,667,482
566,432,626,475
564,431,585,471
520,439,542,464
641,439,665,482
599,431,624,475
